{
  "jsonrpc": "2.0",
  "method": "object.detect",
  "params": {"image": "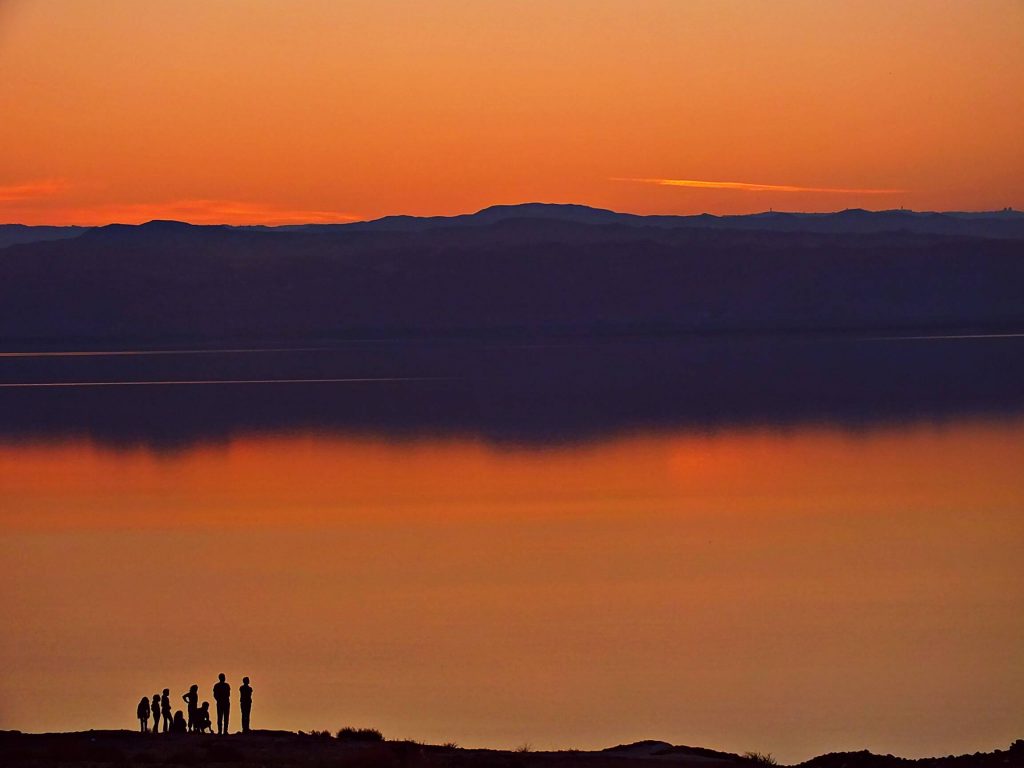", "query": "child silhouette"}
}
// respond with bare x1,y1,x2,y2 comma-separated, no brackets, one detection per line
196,701,214,734
137,696,150,733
